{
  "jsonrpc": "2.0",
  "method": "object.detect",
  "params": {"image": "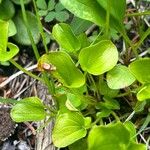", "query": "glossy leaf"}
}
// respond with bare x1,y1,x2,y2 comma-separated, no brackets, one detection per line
0,43,19,62
8,20,17,37
0,0,15,20
137,84,150,101
13,11,40,45
60,0,105,27
88,122,130,150
107,65,136,89
38,52,85,88
129,58,150,84
10,97,46,122
52,112,87,147
127,142,146,150
52,23,81,52
79,40,118,75
124,121,136,142
61,0,125,32
0,20,19,61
